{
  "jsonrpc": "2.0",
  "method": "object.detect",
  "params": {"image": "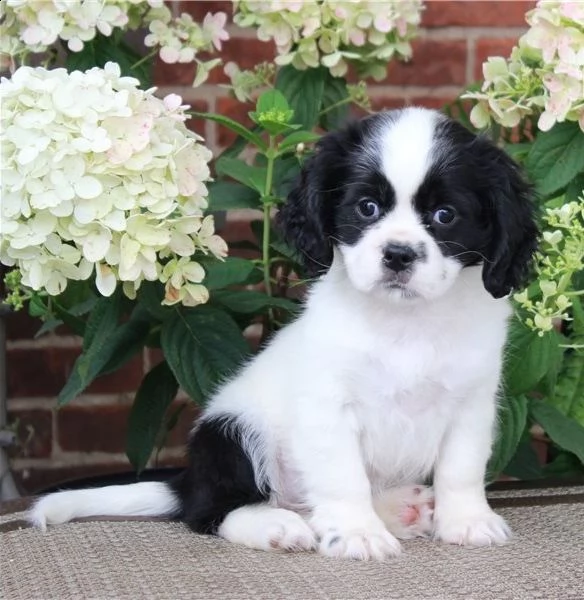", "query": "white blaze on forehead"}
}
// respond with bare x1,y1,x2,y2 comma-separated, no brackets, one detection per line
378,107,438,205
